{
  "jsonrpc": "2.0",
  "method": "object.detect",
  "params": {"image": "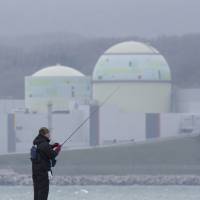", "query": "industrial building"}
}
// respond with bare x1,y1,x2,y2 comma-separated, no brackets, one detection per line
0,41,200,157
93,41,171,113
25,64,92,112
